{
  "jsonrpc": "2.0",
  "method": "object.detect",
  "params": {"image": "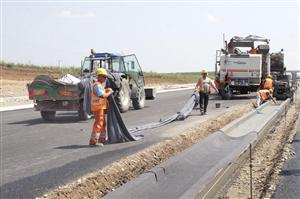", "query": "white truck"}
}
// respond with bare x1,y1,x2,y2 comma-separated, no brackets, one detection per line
215,35,271,99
